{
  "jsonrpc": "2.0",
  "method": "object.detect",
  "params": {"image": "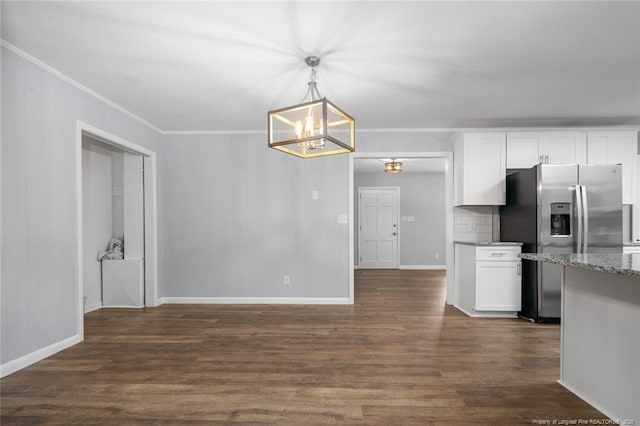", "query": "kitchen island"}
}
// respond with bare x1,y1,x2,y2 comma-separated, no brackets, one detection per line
520,253,640,422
